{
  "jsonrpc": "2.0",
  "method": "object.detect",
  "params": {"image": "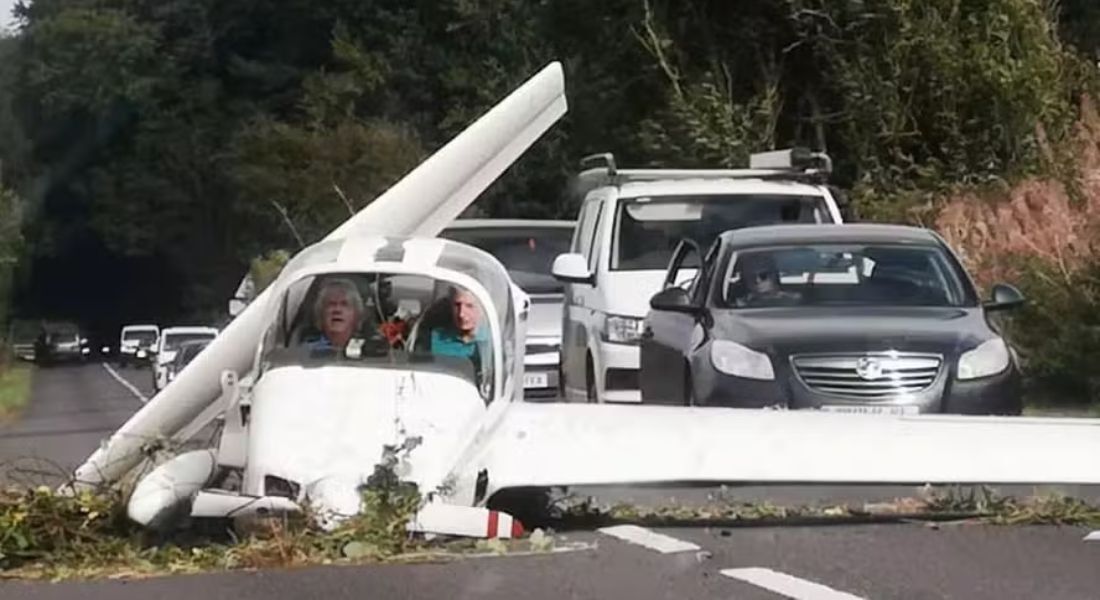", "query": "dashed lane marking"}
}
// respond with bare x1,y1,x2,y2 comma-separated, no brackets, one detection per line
101,362,149,405
1084,531,1100,542
596,525,701,554
721,567,867,600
